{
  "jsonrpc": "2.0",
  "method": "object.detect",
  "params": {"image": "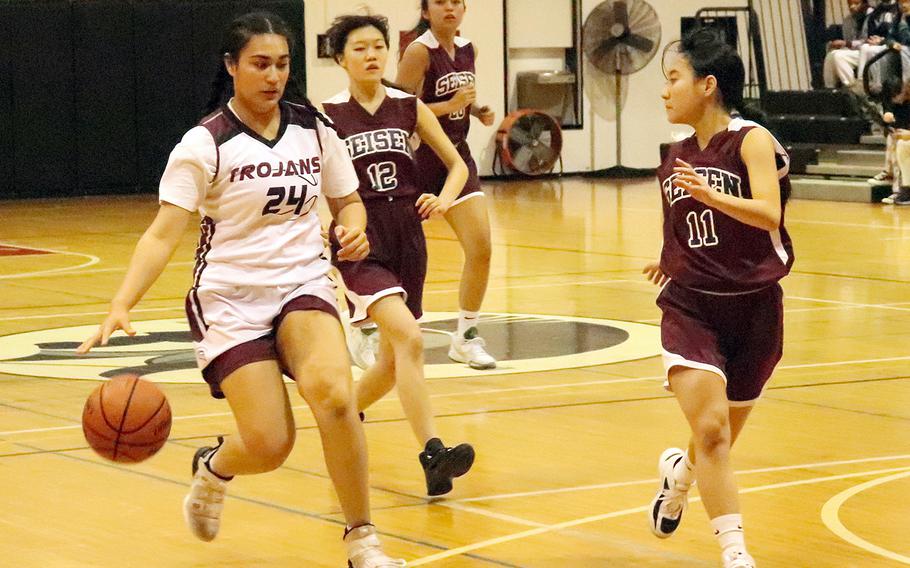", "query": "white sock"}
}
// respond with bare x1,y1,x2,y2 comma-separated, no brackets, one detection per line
674,452,696,489
711,513,746,555
457,310,479,337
